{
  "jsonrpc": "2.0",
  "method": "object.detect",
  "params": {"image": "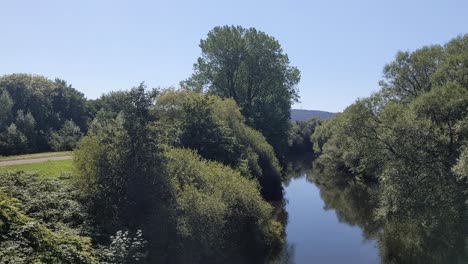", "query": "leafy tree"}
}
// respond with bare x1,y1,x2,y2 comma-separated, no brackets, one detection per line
155,90,283,200
0,74,52,131
183,25,301,157
75,86,284,263
288,119,322,153
0,174,98,264
0,124,28,155
379,46,444,101
0,74,90,154
50,79,89,131
178,93,243,167
453,146,468,180
49,120,83,151
433,34,468,88
164,148,283,263
0,90,14,130
311,34,468,264
99,230,148,264
74,85,165,235
15,110,37,151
